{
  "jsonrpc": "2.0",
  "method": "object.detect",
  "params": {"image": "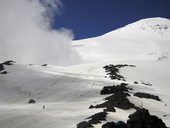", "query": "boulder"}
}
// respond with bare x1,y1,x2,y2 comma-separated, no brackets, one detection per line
41,64,48,66
28,99,36,104
134,81,138,84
